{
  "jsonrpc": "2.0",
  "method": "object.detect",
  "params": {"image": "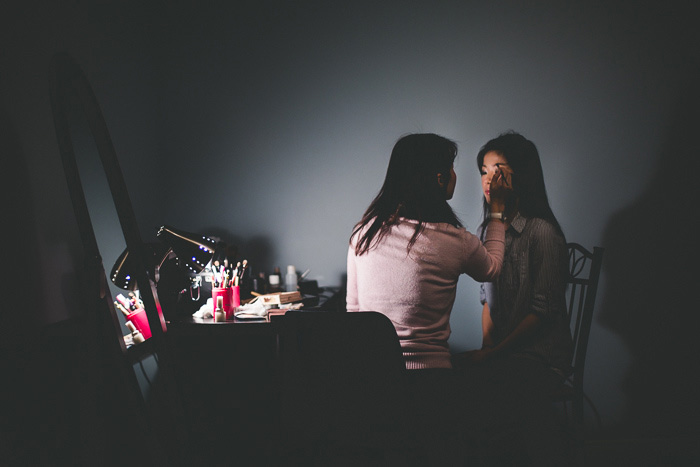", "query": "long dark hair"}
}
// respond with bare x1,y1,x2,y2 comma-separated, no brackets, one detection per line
477,131,564,240
352,133,462,255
